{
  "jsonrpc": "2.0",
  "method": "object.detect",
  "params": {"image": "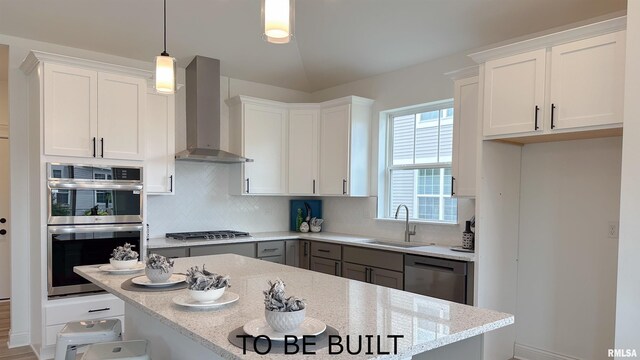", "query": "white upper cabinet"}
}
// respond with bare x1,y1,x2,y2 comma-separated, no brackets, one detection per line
319,98,373,196
288,108,319,195
451,75,479,198
483,49,546,137
319,104,351,196
549,31,626,131
229,97,289,195
40,59,147,160
145,90,175,195
97,73,146,160
43,63,98,158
